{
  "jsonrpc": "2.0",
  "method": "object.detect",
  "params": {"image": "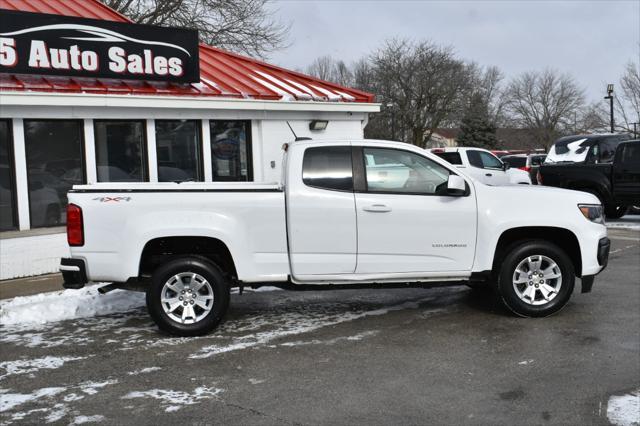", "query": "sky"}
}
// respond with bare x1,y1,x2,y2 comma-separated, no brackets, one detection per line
269,0,640,103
